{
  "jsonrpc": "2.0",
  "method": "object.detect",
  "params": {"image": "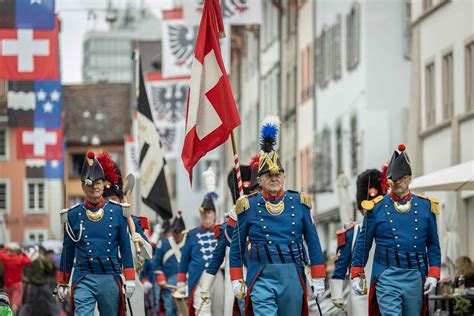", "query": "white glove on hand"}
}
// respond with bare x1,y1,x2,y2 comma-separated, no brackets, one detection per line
352,277,365,296
124,280,136,298
132,232,144,246
232,280,247,299
311,278,325,299
200,272,215,301
424,277,437,295
57,285,69,301
177,281,187,295
143,280,153,291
